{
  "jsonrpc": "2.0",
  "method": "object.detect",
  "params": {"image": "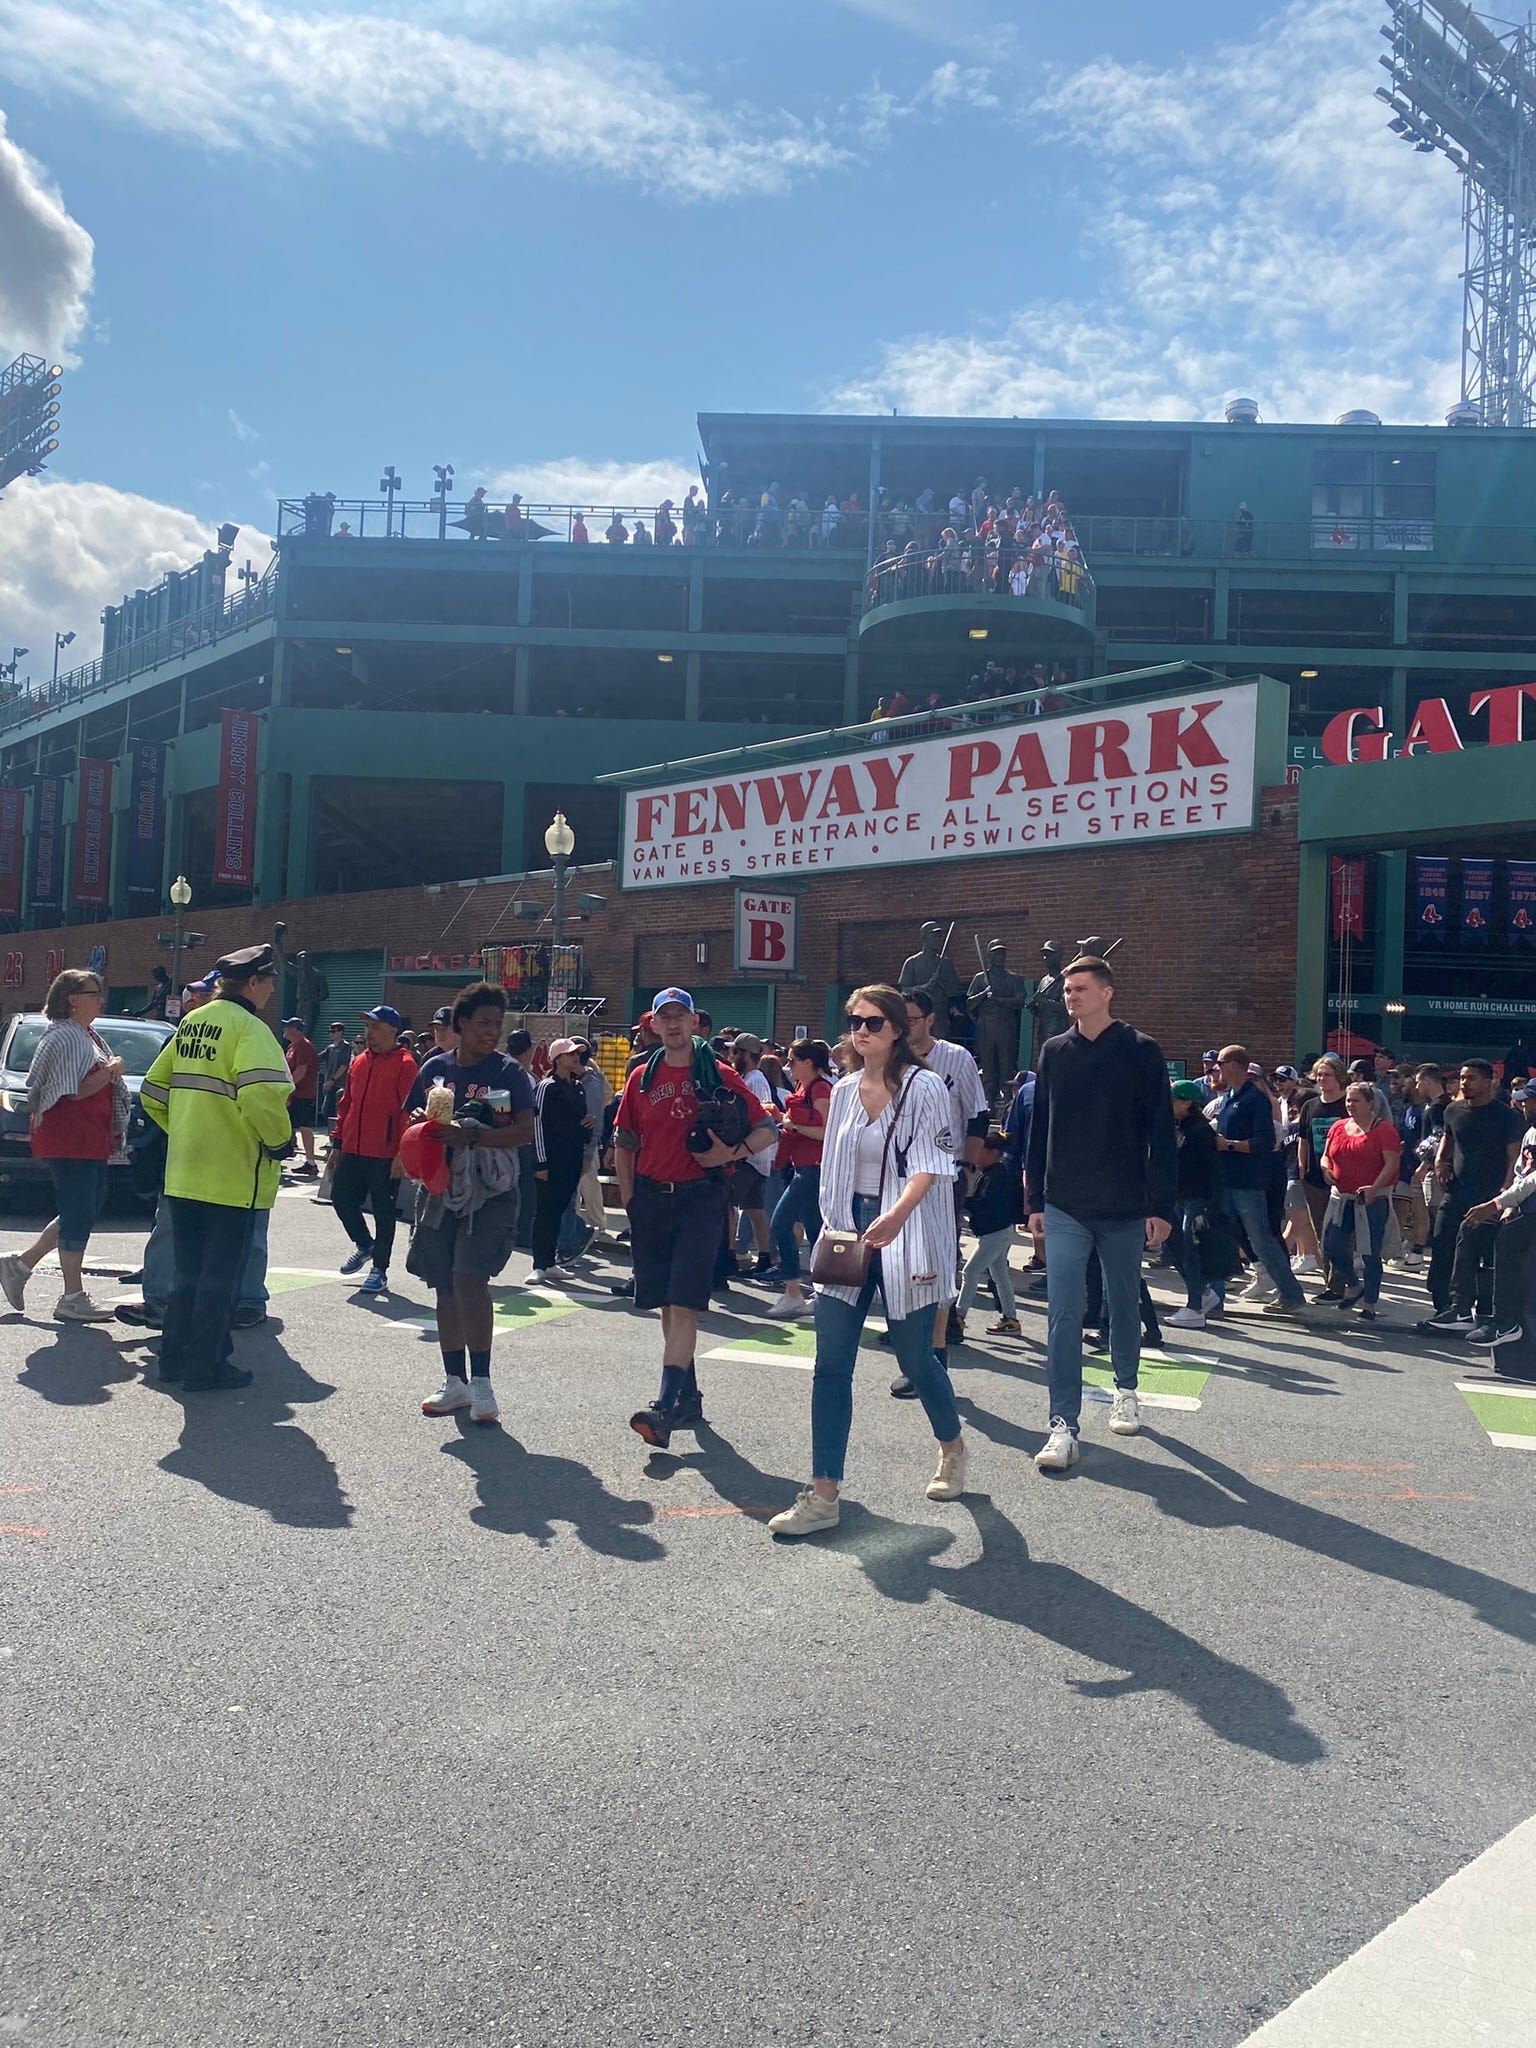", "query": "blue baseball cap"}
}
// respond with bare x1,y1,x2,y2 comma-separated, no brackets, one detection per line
651,986,695,1013
280,1016,304,1030
362,1004,406,1032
